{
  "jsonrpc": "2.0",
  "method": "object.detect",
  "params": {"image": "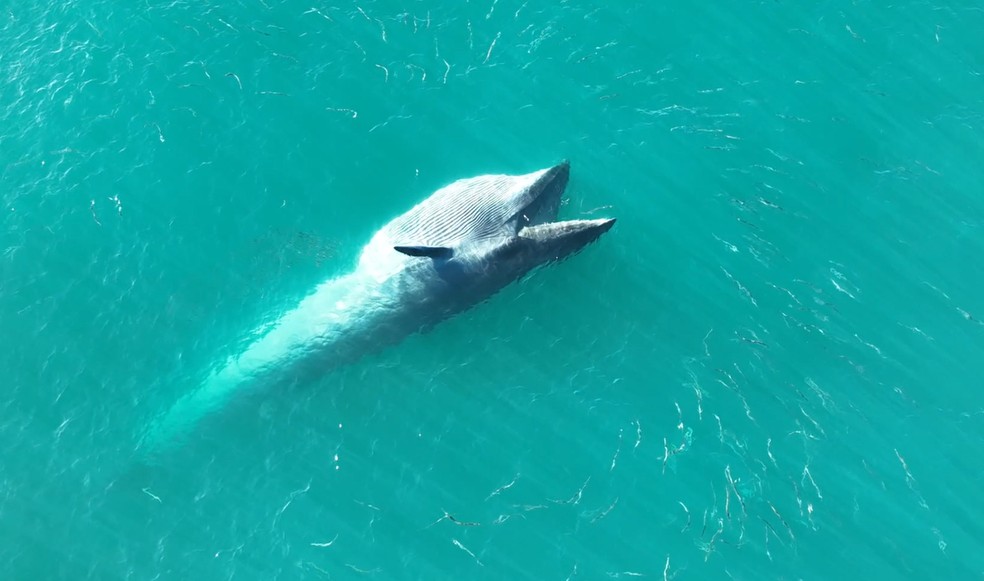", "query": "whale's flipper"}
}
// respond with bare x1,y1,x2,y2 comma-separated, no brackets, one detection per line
394,245,453,259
